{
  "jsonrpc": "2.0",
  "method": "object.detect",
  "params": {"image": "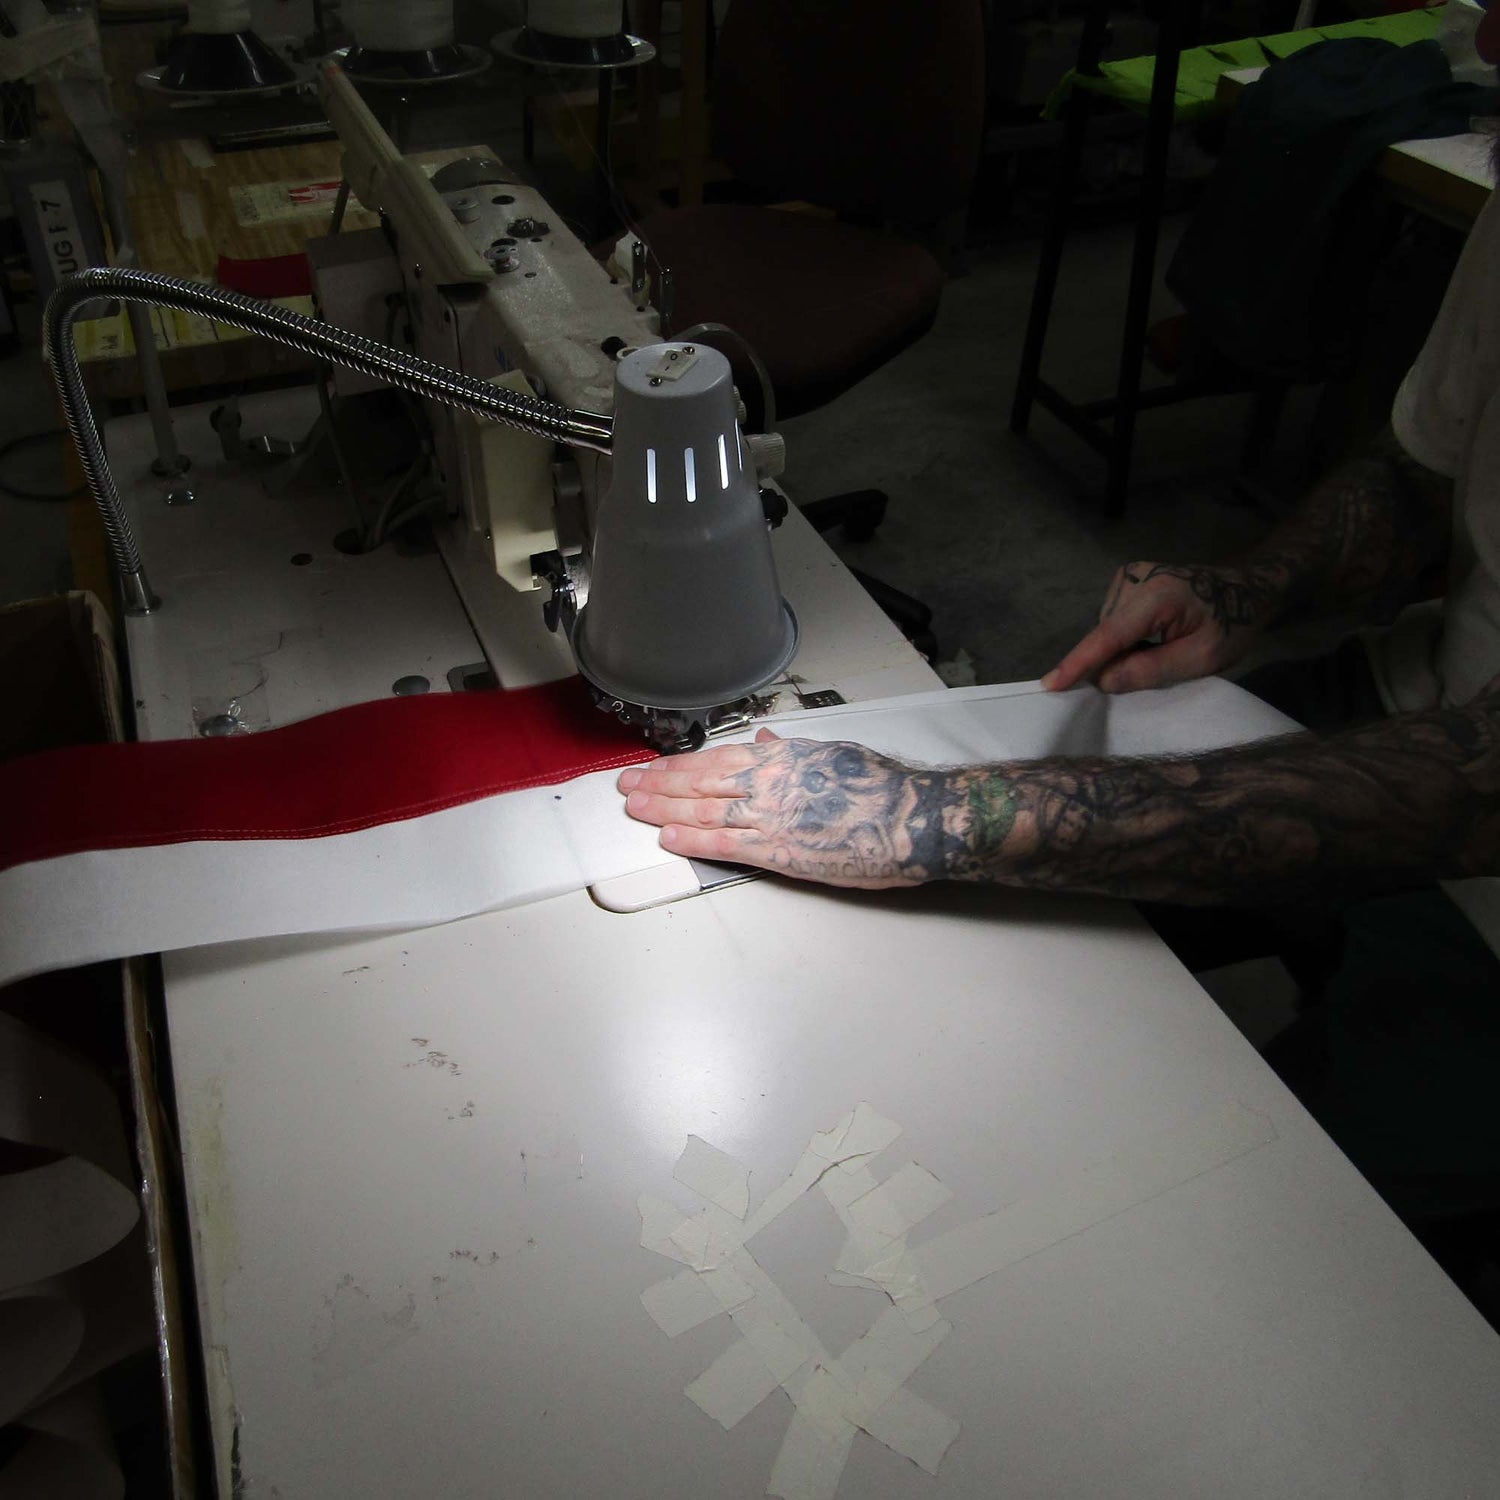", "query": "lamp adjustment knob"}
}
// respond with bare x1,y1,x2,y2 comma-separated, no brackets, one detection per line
744,430,785,480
